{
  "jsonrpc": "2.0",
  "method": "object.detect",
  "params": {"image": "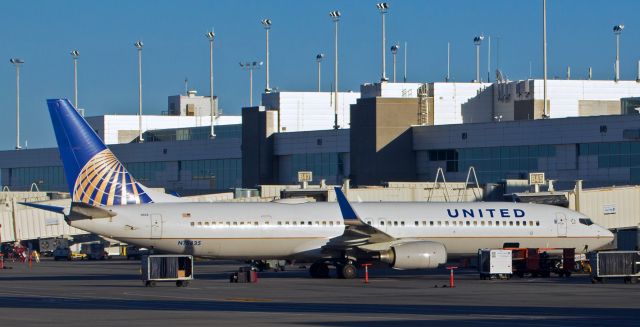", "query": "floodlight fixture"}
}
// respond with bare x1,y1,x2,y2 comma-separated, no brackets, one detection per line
376,3,389,11
613,24,624,34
